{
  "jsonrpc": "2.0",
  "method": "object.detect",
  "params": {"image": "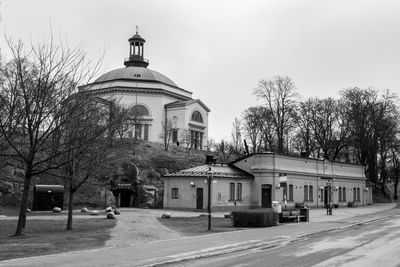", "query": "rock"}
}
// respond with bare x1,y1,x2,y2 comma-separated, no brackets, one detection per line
113,209,120,215
90,210,99,216
81,207,88,213
26,208,31,213
106,211,116,219
105,206,112,213
161,213,171,219
53,207,62,213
